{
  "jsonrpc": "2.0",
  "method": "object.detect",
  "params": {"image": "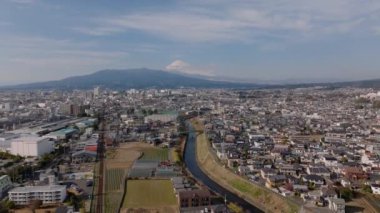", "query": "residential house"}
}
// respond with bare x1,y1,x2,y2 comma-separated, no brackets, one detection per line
278,164,298,176
307,166,331,178
321,187,338,199
303,175,325,186
322,156,339,167
178,189,211,208
342,167,368,181
266,175,287,188
261,168,277,179
326,198,345,213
